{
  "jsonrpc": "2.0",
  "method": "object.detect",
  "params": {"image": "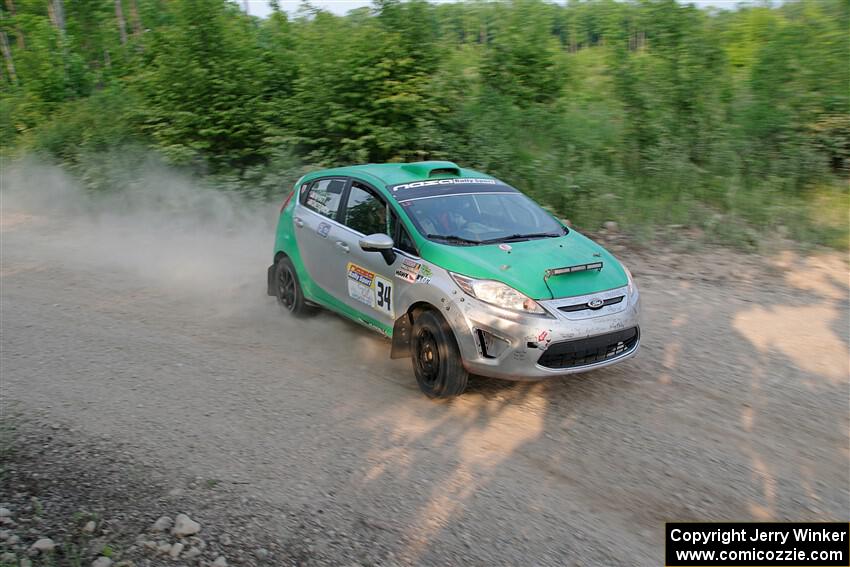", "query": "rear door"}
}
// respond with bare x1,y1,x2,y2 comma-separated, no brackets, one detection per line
292,177,349,297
